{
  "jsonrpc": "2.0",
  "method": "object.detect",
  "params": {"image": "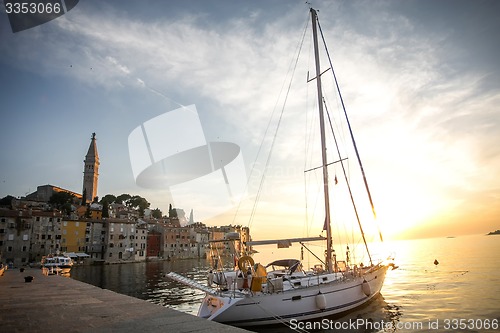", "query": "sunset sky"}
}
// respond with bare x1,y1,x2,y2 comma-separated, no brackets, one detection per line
1,0,499,242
